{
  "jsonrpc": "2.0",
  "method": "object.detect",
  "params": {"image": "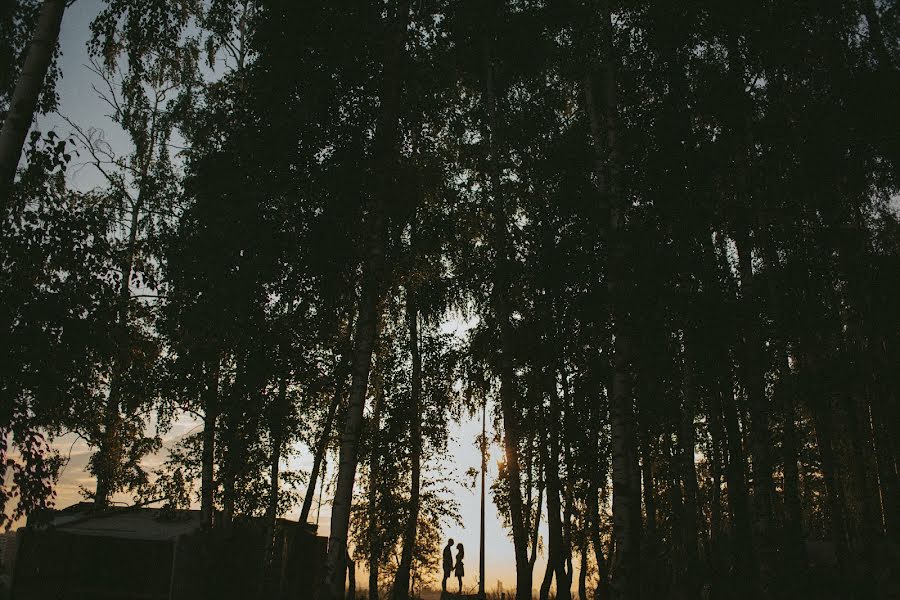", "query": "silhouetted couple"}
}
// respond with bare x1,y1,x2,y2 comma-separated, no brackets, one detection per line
442,539,465,594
